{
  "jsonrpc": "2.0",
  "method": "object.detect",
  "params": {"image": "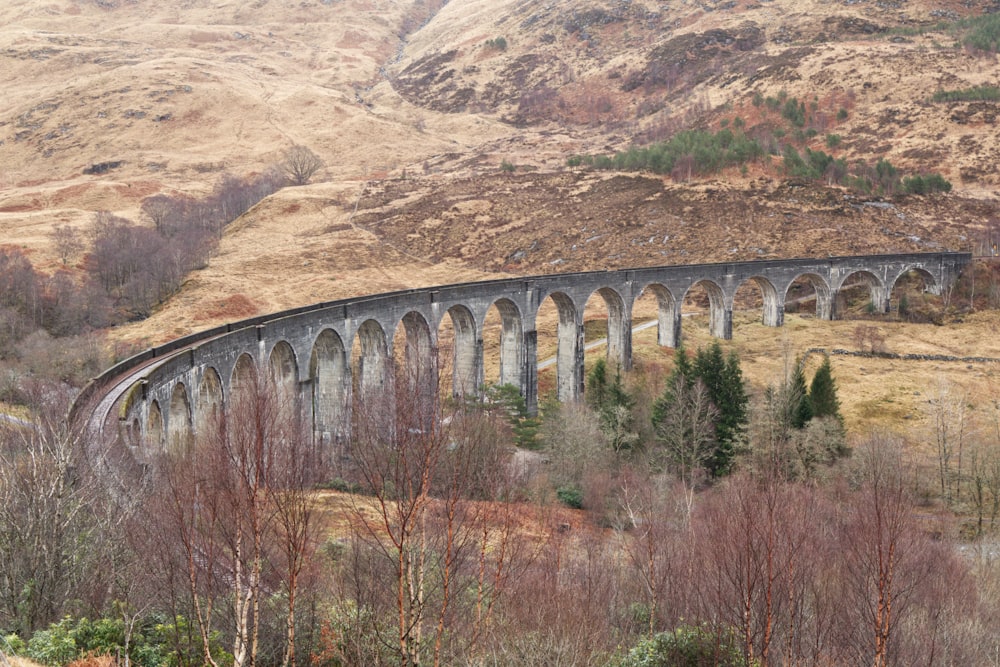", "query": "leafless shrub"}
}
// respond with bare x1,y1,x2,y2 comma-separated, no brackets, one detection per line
281,145,325,186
